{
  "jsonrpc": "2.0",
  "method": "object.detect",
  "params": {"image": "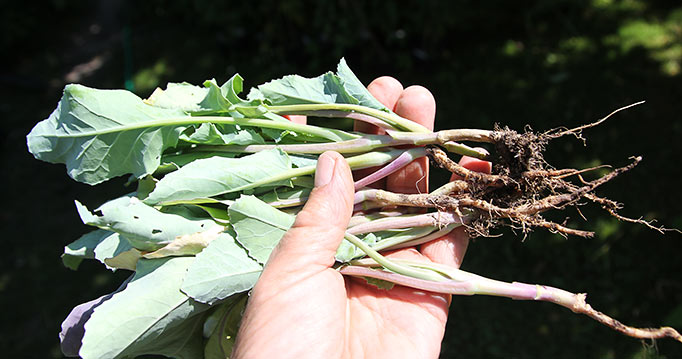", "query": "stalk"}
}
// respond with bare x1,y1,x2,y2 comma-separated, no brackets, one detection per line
197,131,490,159
54,115,356,142
348,211,405,228
338,265,682,342
346,212,465,235
267,103,431,133
199,135,398,155
275,110,399,131
354,148,427,189
376,224,460,251
386,129,495,145
342,233,448,282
